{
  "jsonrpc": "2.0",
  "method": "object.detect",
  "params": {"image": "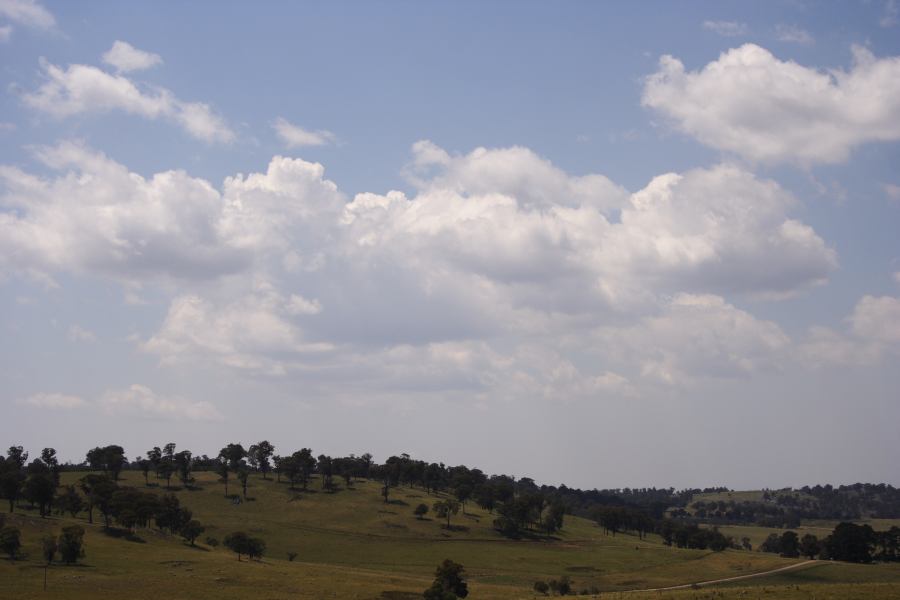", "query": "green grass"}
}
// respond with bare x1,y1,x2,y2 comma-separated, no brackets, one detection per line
1,471,898,599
